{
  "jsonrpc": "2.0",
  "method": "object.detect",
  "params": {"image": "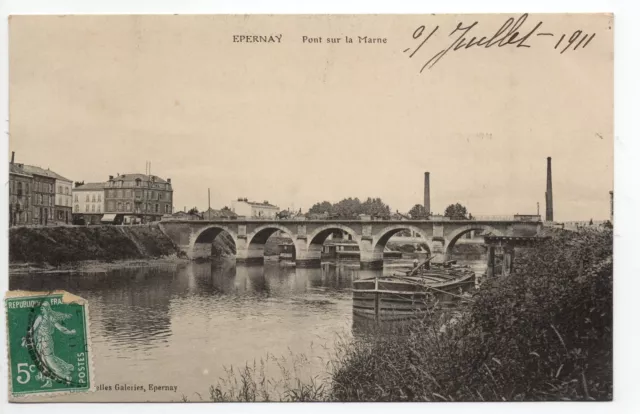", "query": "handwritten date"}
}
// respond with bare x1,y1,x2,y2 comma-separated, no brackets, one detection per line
404,14,596,73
